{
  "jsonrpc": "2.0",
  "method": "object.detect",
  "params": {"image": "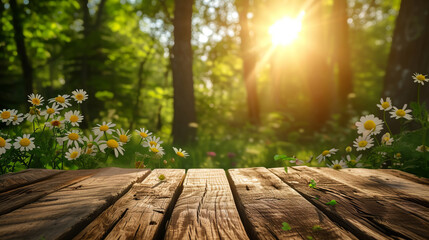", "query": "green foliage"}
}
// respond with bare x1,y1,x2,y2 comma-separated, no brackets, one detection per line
281,222,291,231
326,200,337,206
308,179,317,189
